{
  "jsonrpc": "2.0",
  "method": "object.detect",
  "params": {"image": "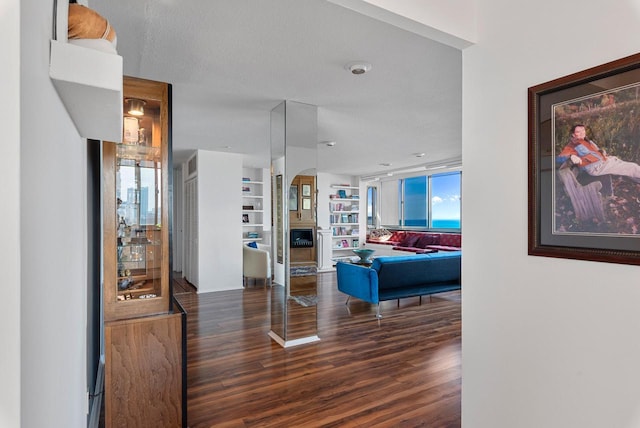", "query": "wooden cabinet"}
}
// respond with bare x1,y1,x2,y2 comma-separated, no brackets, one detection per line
103,76,185,427
105,312,183,427
289,175,316,226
